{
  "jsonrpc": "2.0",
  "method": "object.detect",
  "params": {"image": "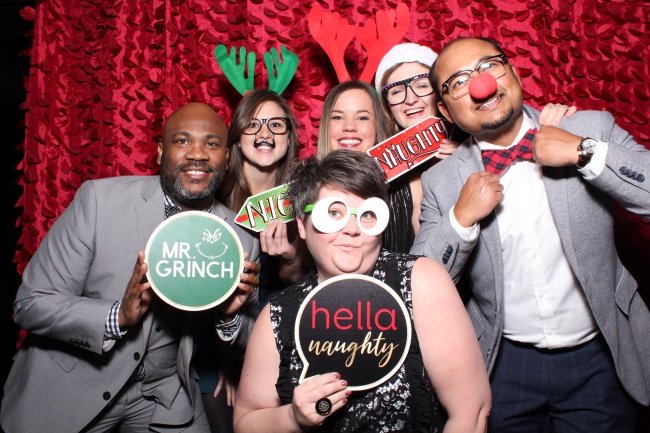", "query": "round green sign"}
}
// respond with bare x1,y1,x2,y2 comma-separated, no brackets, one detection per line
145,211,244,311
